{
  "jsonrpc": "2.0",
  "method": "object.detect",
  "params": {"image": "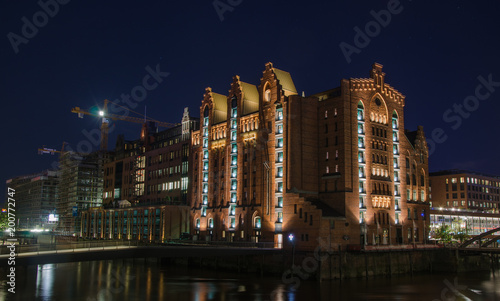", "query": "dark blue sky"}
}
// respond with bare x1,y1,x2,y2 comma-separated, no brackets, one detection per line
2,0,500,199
